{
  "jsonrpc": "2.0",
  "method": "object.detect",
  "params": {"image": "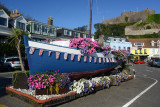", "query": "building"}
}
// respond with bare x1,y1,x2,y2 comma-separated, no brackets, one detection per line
0,9,27,43
57,27,94,40
129,38,160,60
27,17,57,41
0,9,11,43
99,35,132,53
